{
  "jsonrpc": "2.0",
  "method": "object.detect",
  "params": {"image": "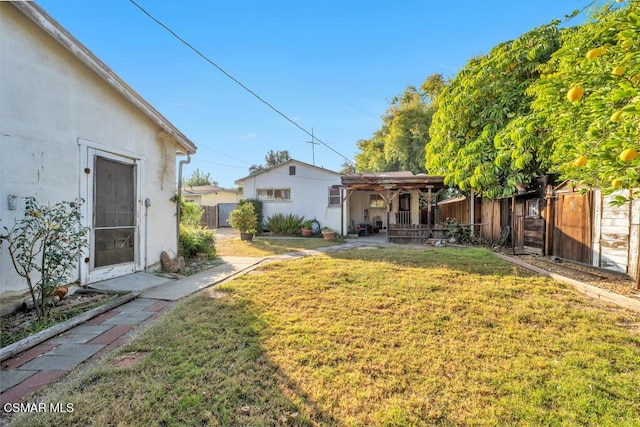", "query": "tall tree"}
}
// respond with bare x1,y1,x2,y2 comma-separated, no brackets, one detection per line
249,150,291,174
528,1,639,198
355,74,445,174
184,168,213,187
340,160,356,174
426,23,562,198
